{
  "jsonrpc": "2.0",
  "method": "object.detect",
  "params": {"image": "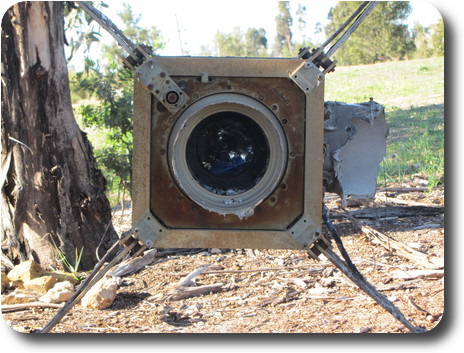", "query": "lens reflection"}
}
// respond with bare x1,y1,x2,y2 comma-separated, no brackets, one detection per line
186,112,269,195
